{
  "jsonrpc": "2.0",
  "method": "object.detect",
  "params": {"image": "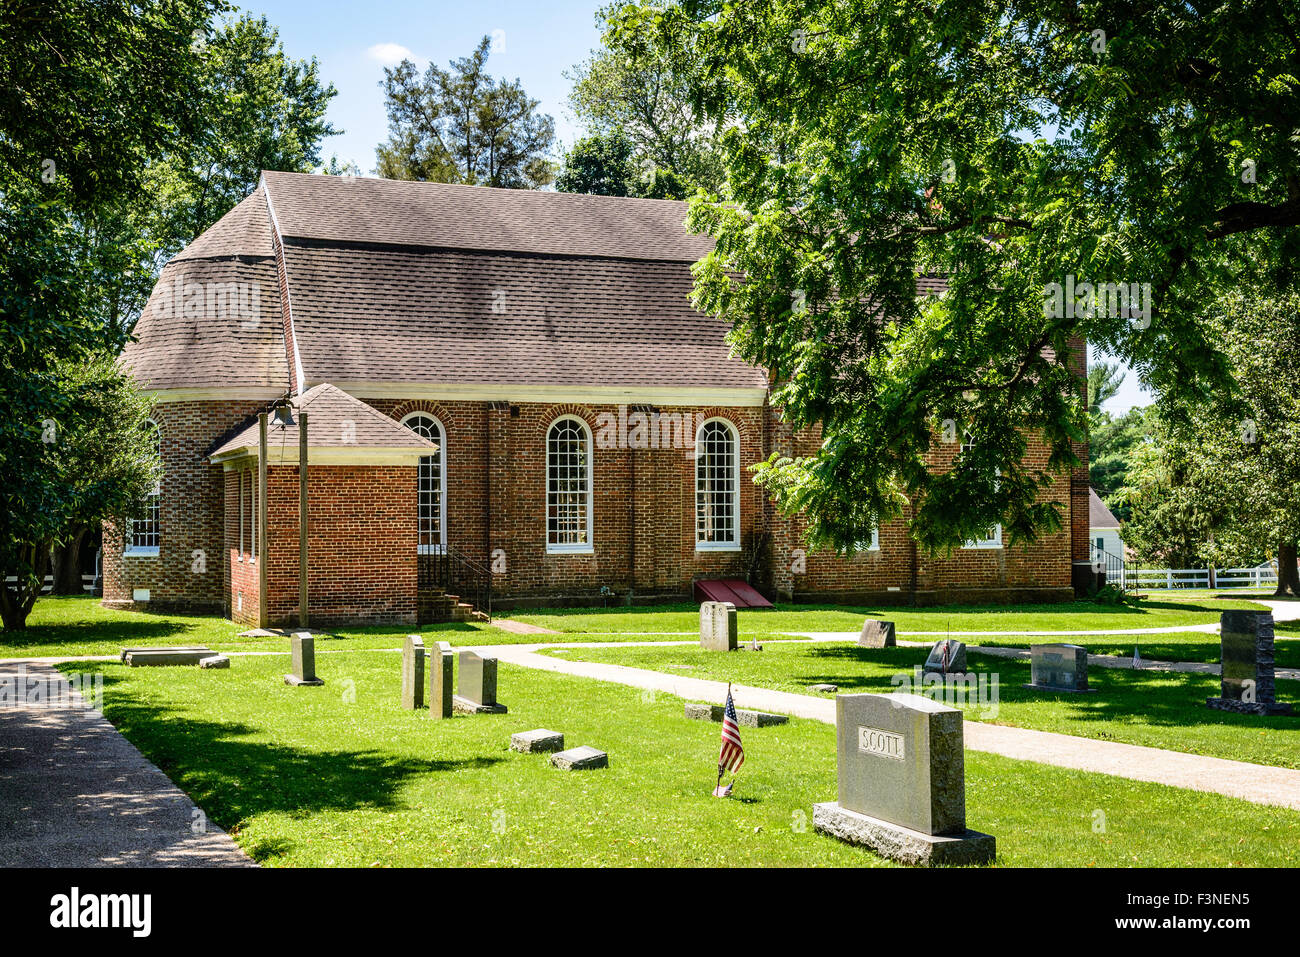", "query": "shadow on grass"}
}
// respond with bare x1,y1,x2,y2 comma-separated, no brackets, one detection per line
782,646,1300,739
0,616,211,651
82,676,503,864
